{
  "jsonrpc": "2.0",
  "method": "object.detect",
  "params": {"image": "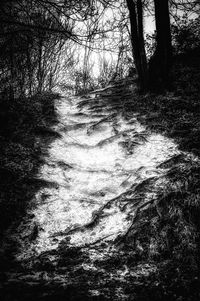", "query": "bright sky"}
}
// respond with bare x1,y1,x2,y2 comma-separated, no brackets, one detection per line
59,5,157,84
145,15,155,34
